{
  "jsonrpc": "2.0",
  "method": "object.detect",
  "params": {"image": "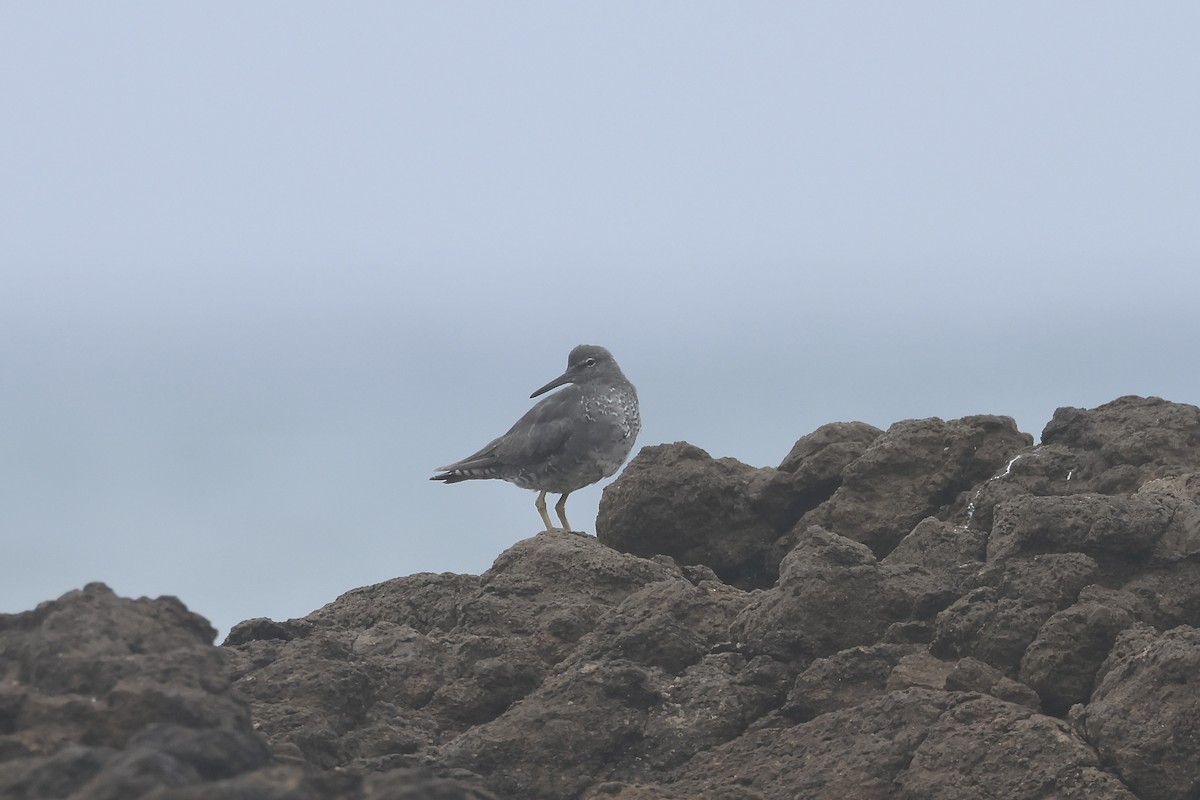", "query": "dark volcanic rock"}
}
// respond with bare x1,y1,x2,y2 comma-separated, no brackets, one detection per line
667,688,962,800
597,425,889,588
425,540,756,799
1042,395,1200,493
1139,473,1200,561
439,659,664,799
756,421,884,529
894,693,1138,800
940,656,1040,708
930,553,1100,675
222,531,688,774
0,584,493,800
964,396,1200,531
1079,624,1200,800
0,588,238,798
882,517,986,596
635,651,789,772
0,583,270,799
781,643,919,721
1122,560,1200,629
793,415,1033,557
642,689,1134,800
730,526,940,663
777,421,885,474
11,395,1200,800
1018,586,1149,715
987,493,1174,575
596,443,780,587
561,577,748,674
